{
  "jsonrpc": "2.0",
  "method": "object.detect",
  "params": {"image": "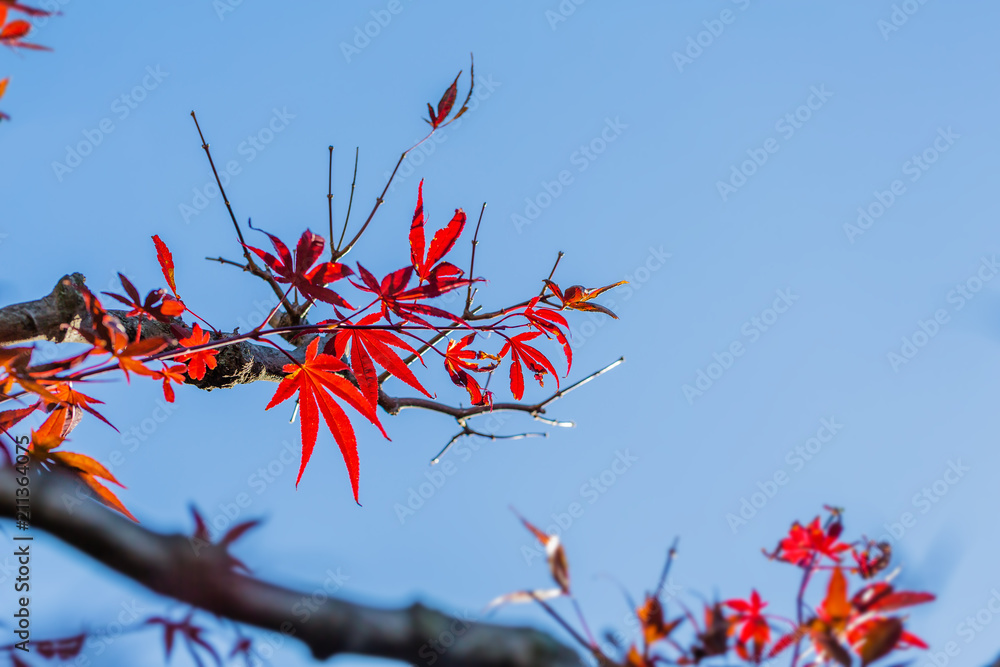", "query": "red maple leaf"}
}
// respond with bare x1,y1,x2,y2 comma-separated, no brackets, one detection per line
175,324,219,381
265,338,388,502
353,263,470,328
152,234,180,298
443,334,497,406
244,228,353,309
499,331,559,400
103,272,184,325
325,313,432,410
522,297,572,374
151,363,187,403
408,180,467,281
766,515,850,566
725,589,772,661
0,12,50,50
